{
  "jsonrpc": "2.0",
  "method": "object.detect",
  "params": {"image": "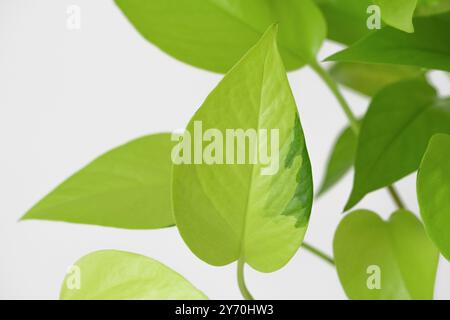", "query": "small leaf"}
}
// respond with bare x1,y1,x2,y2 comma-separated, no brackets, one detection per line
416,0,450,16
334,210,439,300
375,0,418,33
172,26,313,272
326,12,450,72
417,134,450,261
330,62,424,96
314,0,373,45
317,125,357,196
60,250,207,300
22,133,175,229
345,79,450,211
115,0,326,73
